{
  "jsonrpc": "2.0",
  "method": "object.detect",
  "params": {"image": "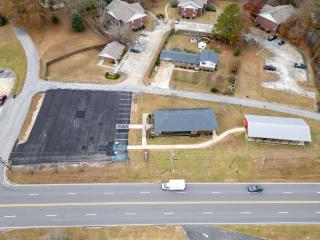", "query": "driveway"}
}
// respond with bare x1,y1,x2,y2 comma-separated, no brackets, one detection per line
246,31,315,98
119,22,172,86
175,21,213,34
183,225,263,240
150,62,174,88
